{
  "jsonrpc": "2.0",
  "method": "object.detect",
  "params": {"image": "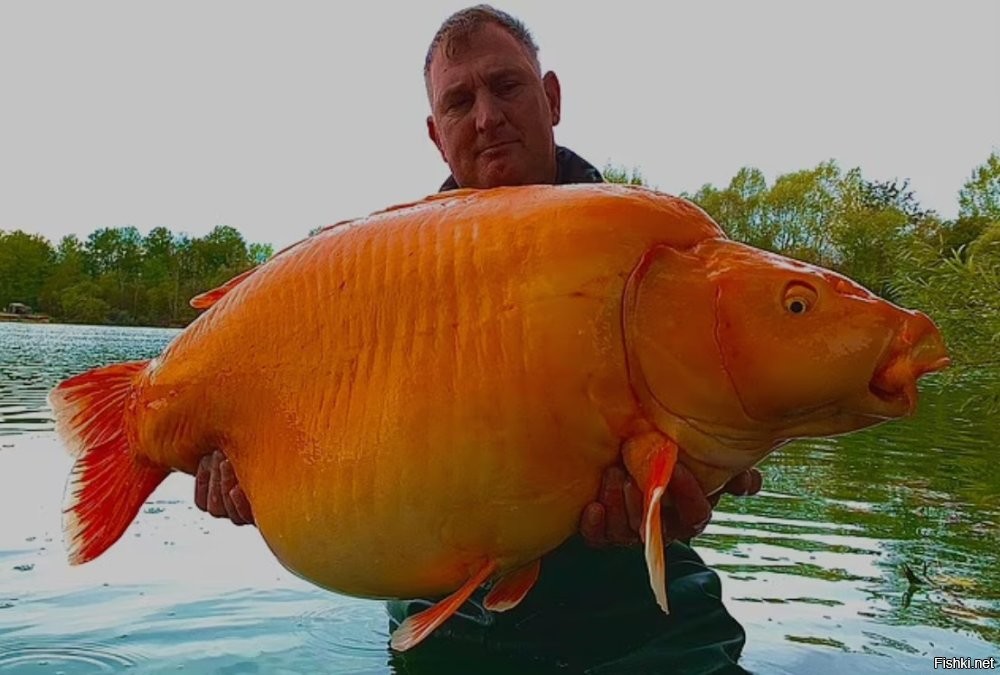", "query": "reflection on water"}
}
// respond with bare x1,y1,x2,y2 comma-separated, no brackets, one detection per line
695,367,1000,672
0,639,146,673
1,323,998,673
0,323,176,436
